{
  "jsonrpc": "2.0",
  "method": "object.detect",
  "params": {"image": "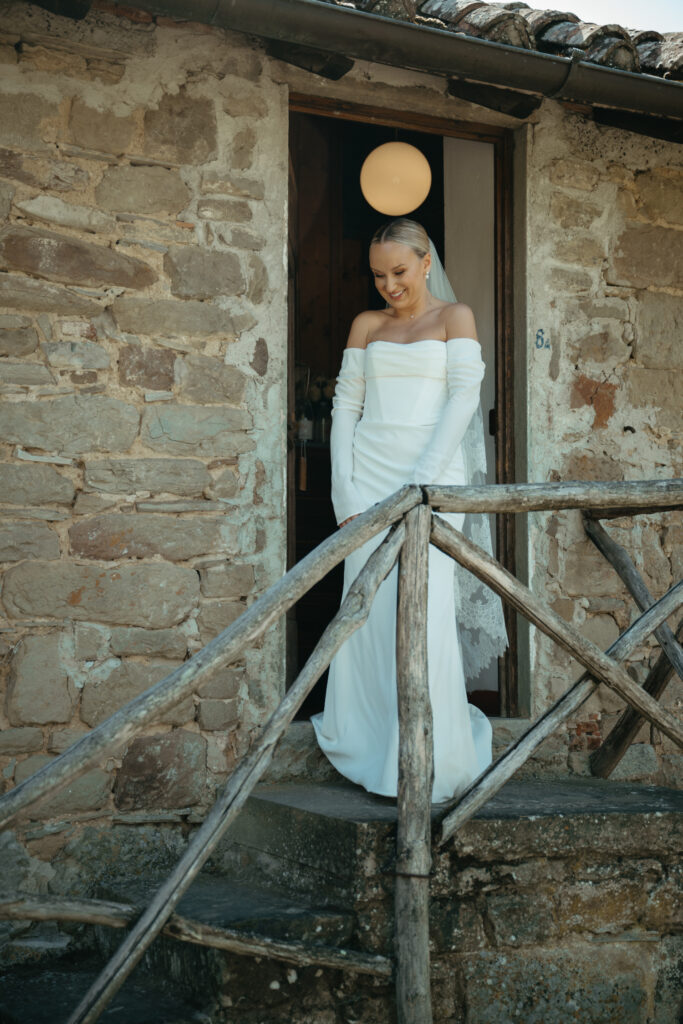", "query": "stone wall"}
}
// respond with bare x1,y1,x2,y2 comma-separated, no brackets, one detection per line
0,2,288,825
523,104,682,785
